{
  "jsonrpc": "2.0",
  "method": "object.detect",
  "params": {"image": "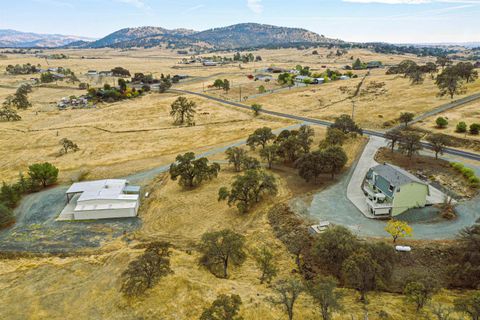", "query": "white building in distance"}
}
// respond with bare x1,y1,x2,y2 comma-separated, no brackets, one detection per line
58,179,140,221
